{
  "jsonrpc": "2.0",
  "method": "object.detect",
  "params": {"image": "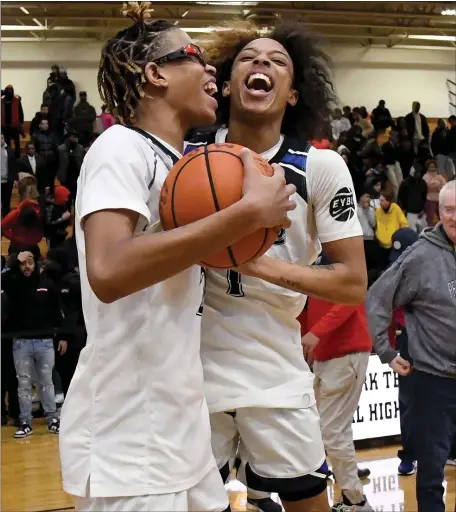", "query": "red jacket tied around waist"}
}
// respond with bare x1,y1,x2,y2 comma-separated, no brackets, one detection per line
298,298,372,362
